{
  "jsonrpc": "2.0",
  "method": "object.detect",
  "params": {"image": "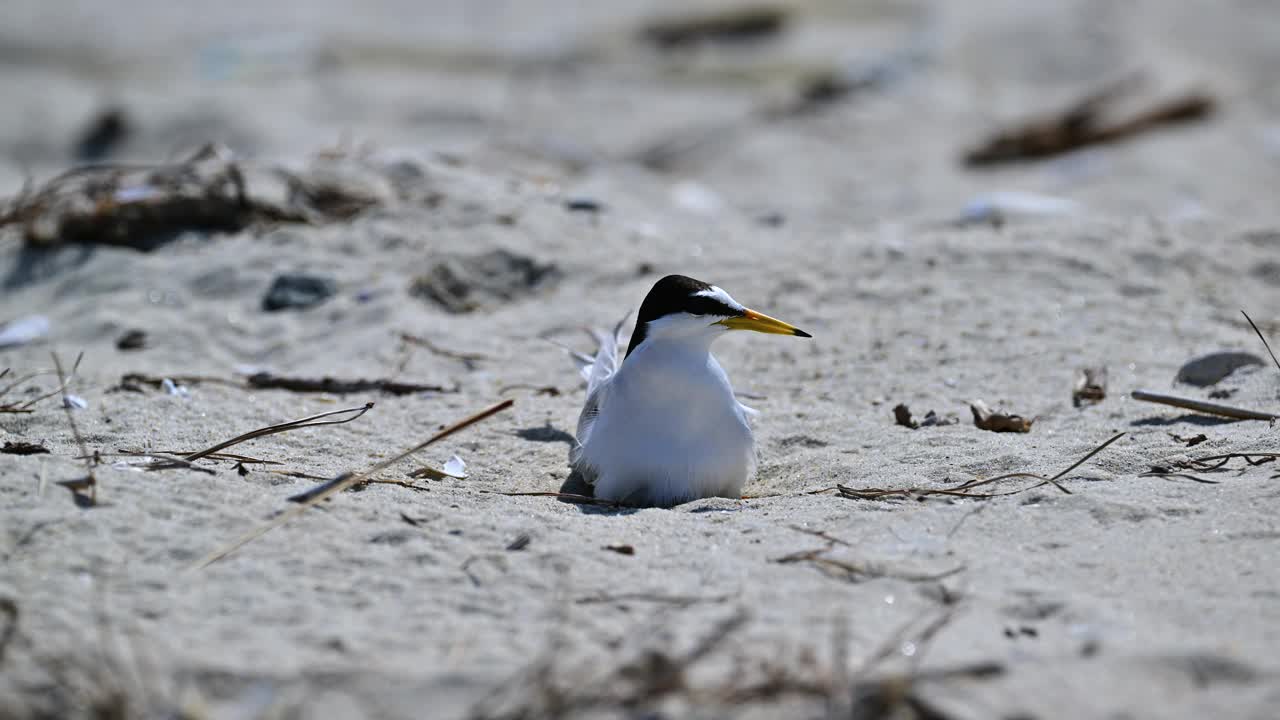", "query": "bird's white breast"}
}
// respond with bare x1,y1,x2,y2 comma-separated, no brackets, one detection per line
577,342,755,506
